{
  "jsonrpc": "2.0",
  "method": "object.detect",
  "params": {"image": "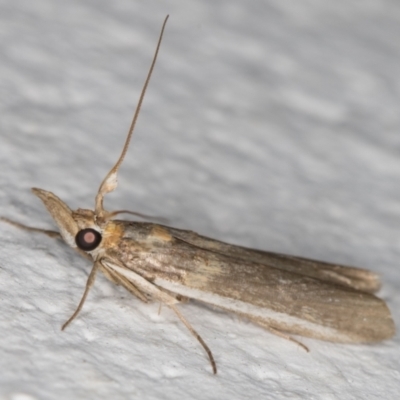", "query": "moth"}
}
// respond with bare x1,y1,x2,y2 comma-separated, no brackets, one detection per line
1,16,395,374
